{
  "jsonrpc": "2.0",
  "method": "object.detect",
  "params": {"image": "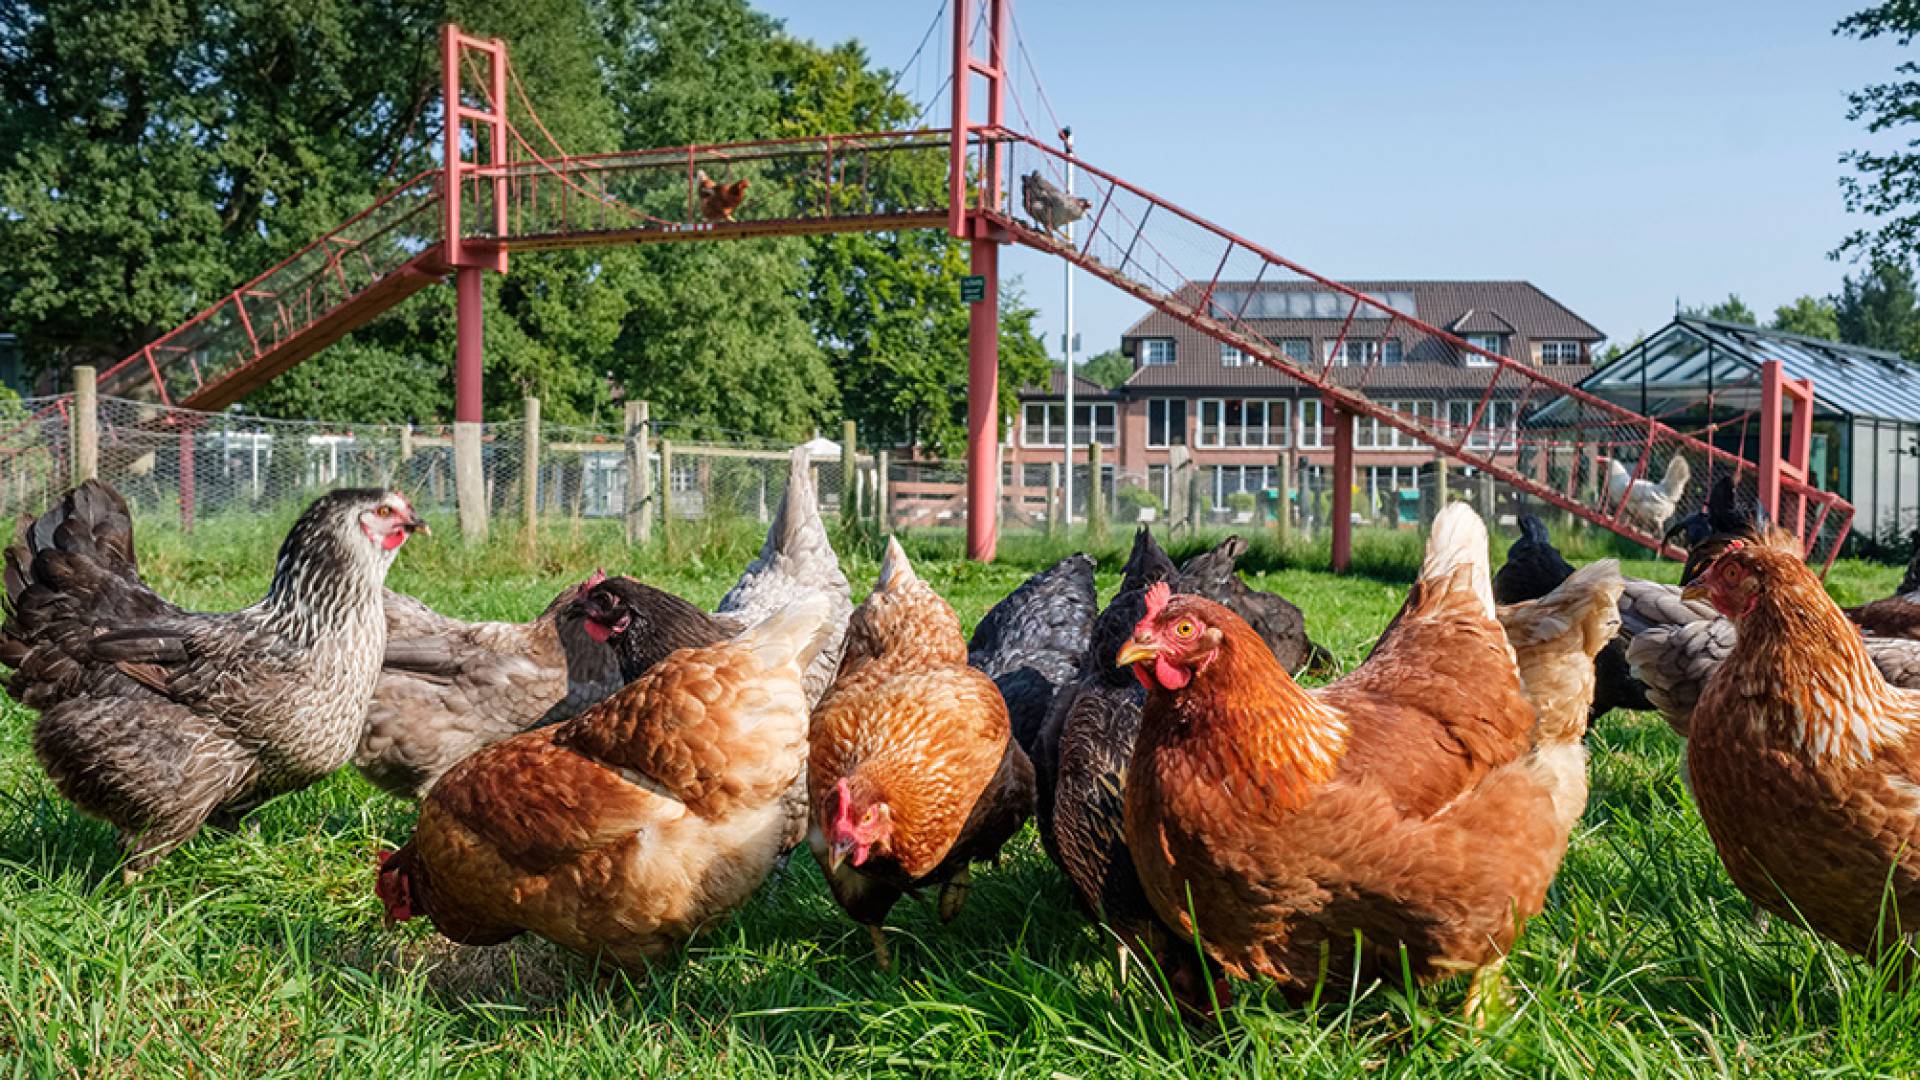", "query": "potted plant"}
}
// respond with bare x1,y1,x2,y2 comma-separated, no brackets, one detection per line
1117,484,1162,523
